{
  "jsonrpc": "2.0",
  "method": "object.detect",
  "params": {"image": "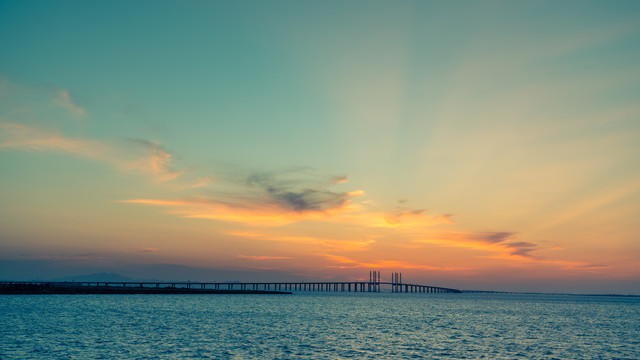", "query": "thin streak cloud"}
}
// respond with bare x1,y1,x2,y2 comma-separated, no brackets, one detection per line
0,123,109,157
